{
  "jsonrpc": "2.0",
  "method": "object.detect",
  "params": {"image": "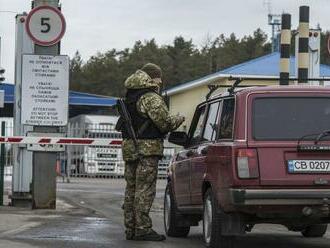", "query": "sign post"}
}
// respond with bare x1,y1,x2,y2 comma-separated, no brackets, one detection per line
0,122,5,206
25,5,66,47
26,0,67,209
328,36,330,57
21,55,69,126
12,13,34,207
